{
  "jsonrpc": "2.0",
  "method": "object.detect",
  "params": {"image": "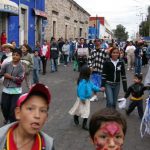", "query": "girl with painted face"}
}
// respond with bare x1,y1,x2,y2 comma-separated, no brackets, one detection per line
89,108,127,150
